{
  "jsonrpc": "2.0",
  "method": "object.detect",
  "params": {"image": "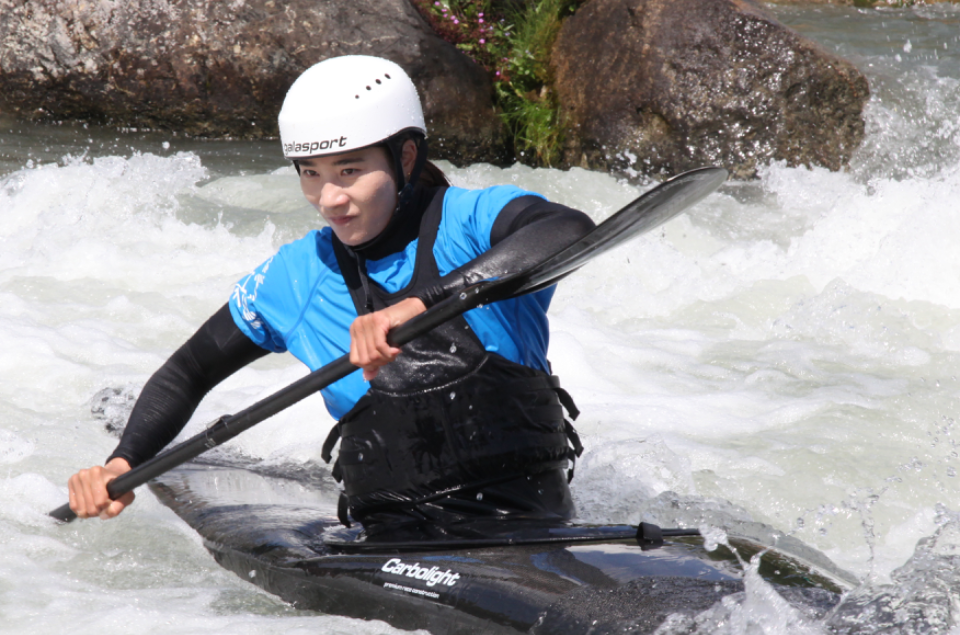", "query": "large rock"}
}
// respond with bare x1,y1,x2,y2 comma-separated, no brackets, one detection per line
0,0,506,165
551,0,870,179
